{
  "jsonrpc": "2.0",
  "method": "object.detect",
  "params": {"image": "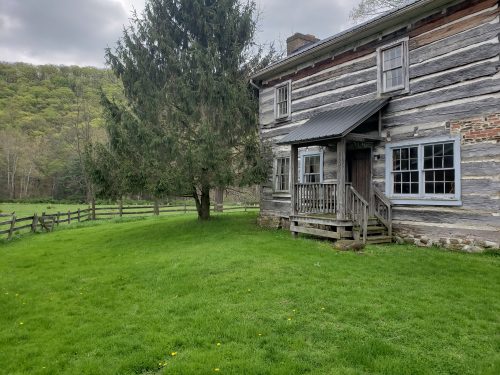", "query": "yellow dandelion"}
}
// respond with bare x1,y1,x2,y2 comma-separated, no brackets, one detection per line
171,352,177,356
214,368,220,372
287,317,292,321
292,309,296,312
19,322,24,325
258,333,262,336
216,342,221,346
